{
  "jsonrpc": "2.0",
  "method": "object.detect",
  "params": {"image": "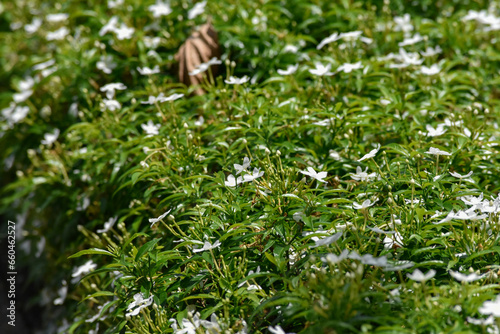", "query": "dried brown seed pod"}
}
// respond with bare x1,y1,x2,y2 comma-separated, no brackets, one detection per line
175,22,221,95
